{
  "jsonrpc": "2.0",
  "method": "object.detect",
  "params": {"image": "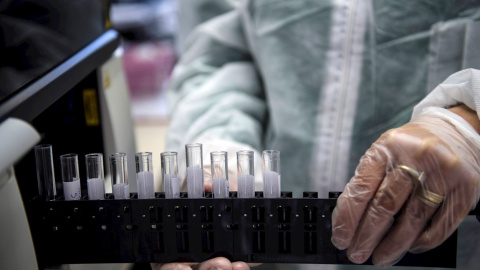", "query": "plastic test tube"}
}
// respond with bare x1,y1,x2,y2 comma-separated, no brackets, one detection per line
263,150,281,198
186,143,204,198
85,153,105,200
237,150,255,198
34,144,57,201
110,153,130,199
136,152,155,199
211,151,229,198
60,153,81,201
161,152,180,198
